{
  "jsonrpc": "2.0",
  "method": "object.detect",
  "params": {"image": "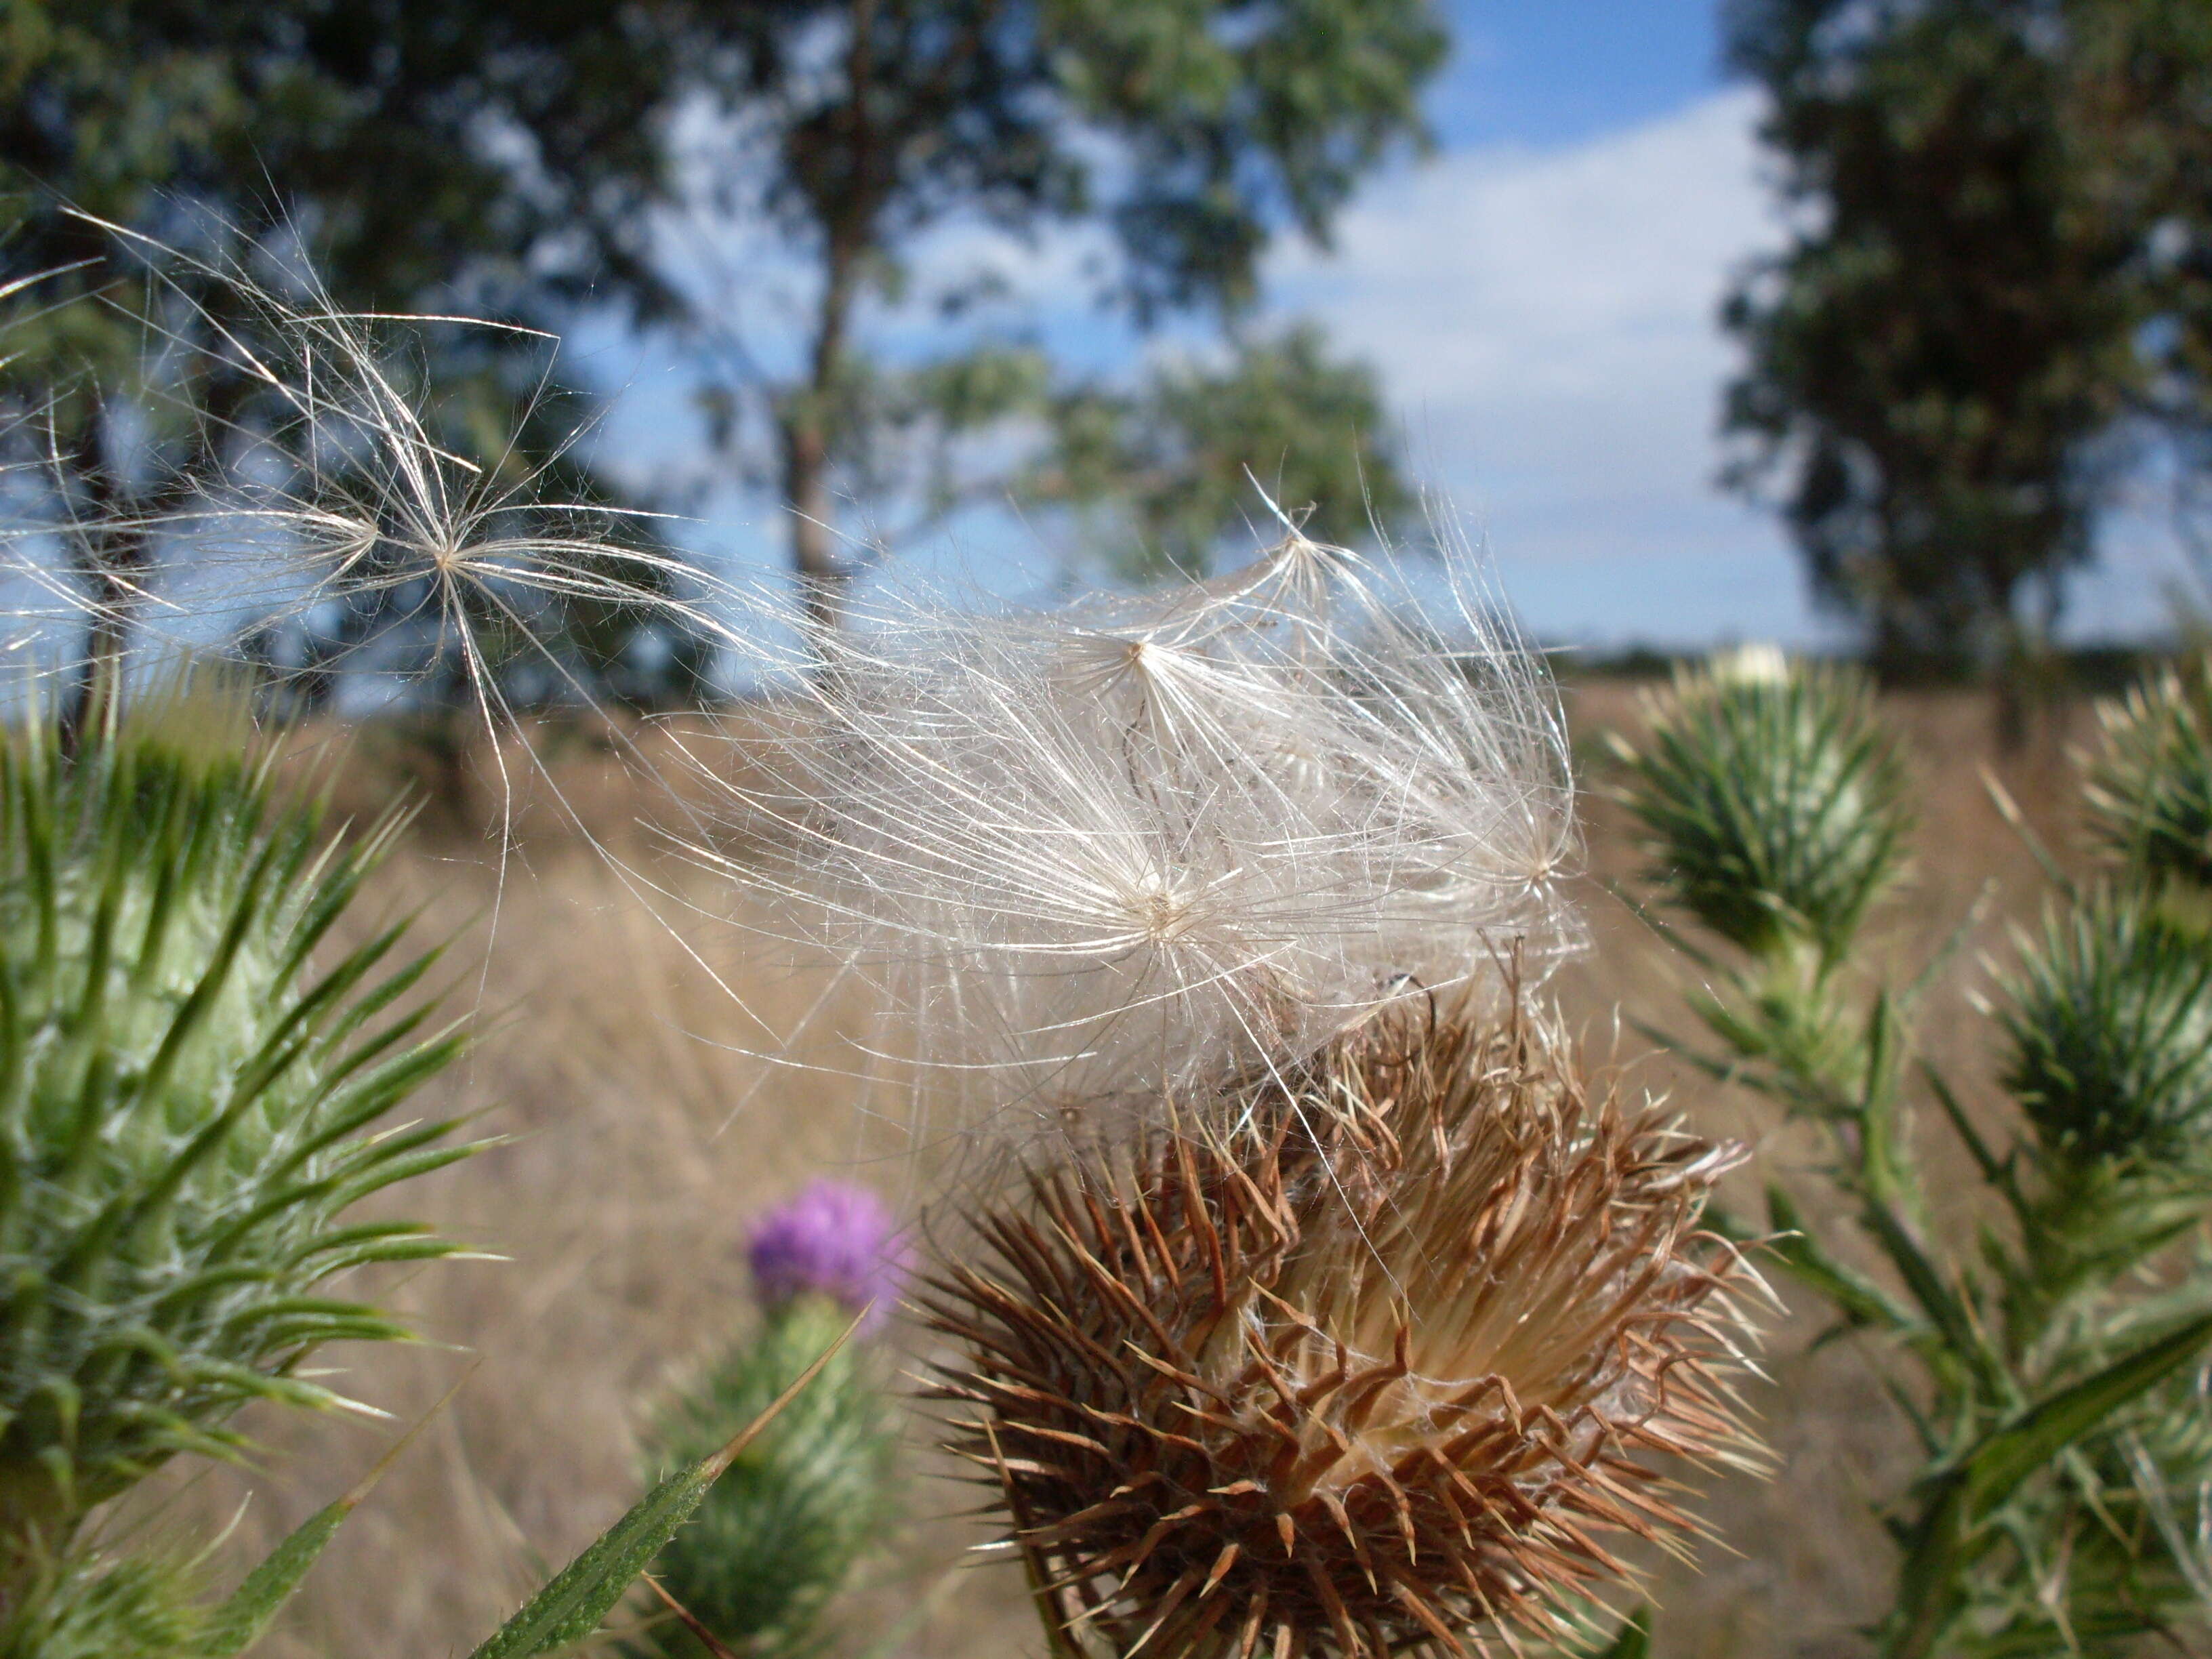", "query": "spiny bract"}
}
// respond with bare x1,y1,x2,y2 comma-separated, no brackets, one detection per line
1996,890,2212,1166
924,1003,1764,1659
632,1294,904,1659
2081,655,2212,893
1611,657,1912,966
0,703,470,1561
